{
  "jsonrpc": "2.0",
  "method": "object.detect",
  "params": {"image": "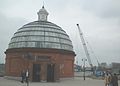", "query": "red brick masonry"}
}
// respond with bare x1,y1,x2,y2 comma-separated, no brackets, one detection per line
5,48,75,82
